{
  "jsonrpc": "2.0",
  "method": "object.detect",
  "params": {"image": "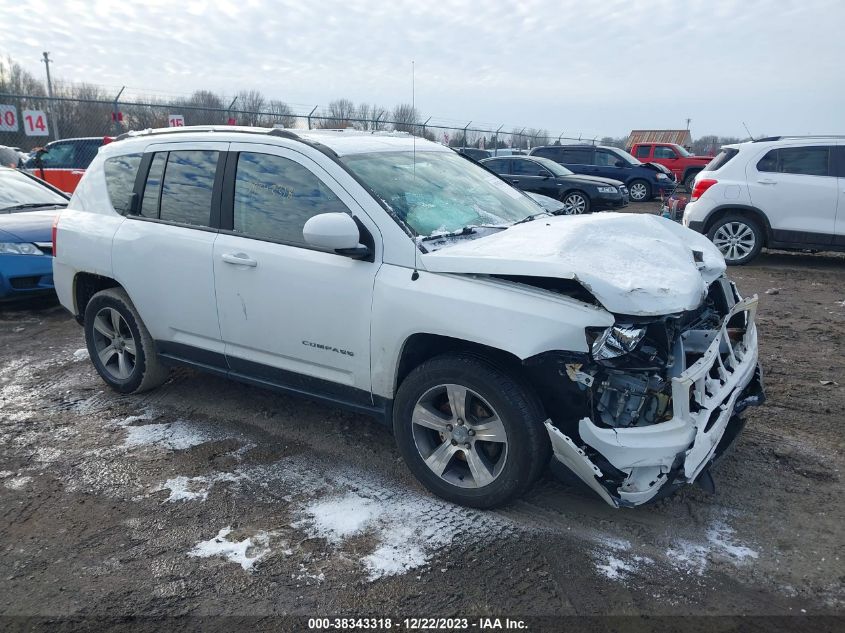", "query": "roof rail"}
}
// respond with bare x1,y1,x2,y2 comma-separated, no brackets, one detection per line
753,134,845,142
114,125,300,142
